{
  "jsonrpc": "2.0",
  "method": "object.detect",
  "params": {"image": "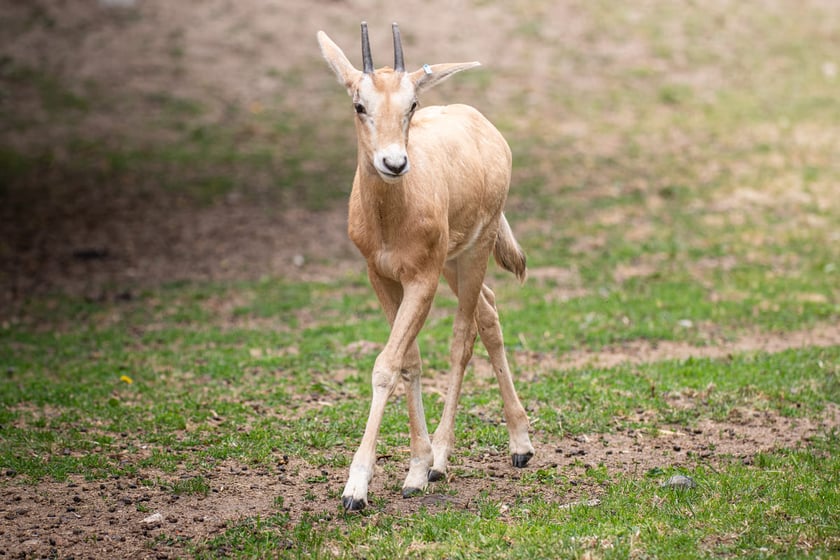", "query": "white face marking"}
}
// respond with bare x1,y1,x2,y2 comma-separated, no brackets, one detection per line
356,75,417,183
